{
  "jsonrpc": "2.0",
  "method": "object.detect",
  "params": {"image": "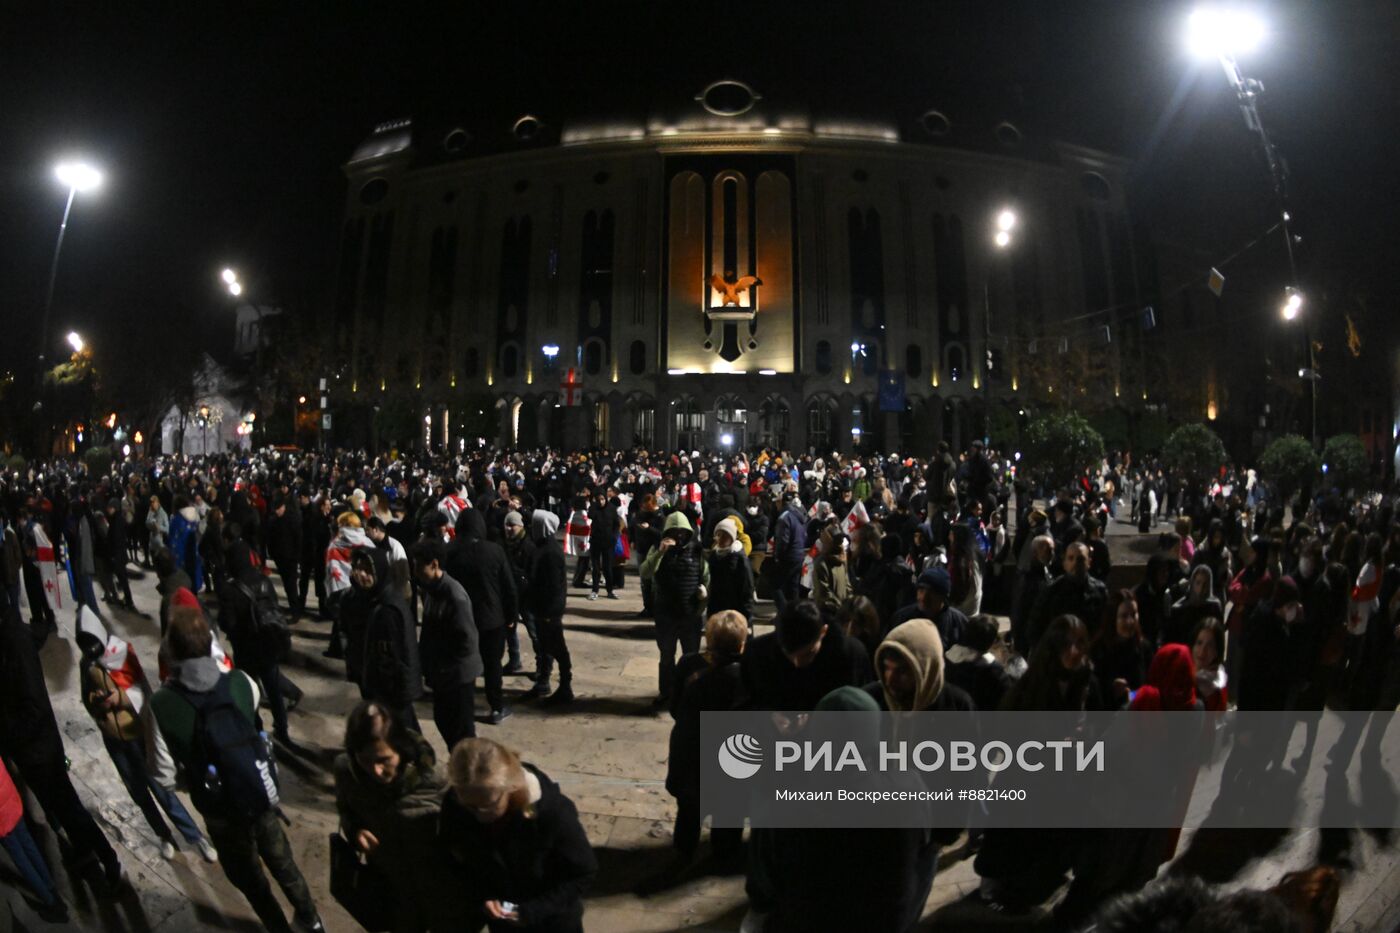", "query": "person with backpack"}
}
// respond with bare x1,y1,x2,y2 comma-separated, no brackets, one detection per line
446,509,519,725
148,605,323,933
221,537,298,747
